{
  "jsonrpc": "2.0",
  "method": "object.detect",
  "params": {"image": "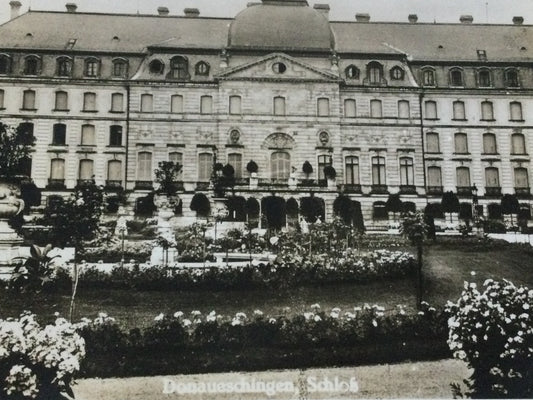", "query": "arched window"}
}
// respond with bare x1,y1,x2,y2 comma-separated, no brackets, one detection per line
478,69,492,87
367,61,383,84
426,132,440,153
273,96,286,116
510,102,523,121
483,133,497,154
107,160,122,182
456,167,471,188
195,61,210,76
399,157,414,186
78,159,94,181
54,91,68,111
505,69,519,88
52,123,66,145
424,100,437,119
0,54,12,74
112,58,128,77
345,65,360,79
398,100,410,119
137,152,153,181
514,168,529,189
390,66,404,80
370,99,382,118
228,153,243,179
371,156,386,185
198,153,213,181
485,167,500,187
449,68,463,86
80,124,95,146
24,56,40,75
56,57,72,77
170,56,189,80
50,158,65,180
111,93,124,112
270,151,291,180
422,68,435,86
344,99,356,117
84,58,100,77
345,156,359,185
454,132,468,154
511,133,526,154
481,101,494,120
452,101,465,120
